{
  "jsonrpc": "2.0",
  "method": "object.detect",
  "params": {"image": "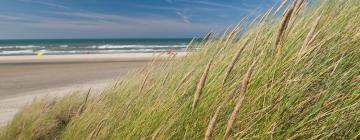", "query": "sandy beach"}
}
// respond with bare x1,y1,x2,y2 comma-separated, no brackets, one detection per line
0,53,180,126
